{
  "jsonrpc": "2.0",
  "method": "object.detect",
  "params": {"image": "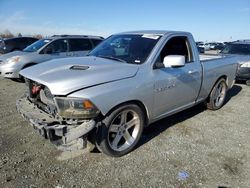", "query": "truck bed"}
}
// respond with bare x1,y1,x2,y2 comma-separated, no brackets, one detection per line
198,54,237,102
199,54,225,62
